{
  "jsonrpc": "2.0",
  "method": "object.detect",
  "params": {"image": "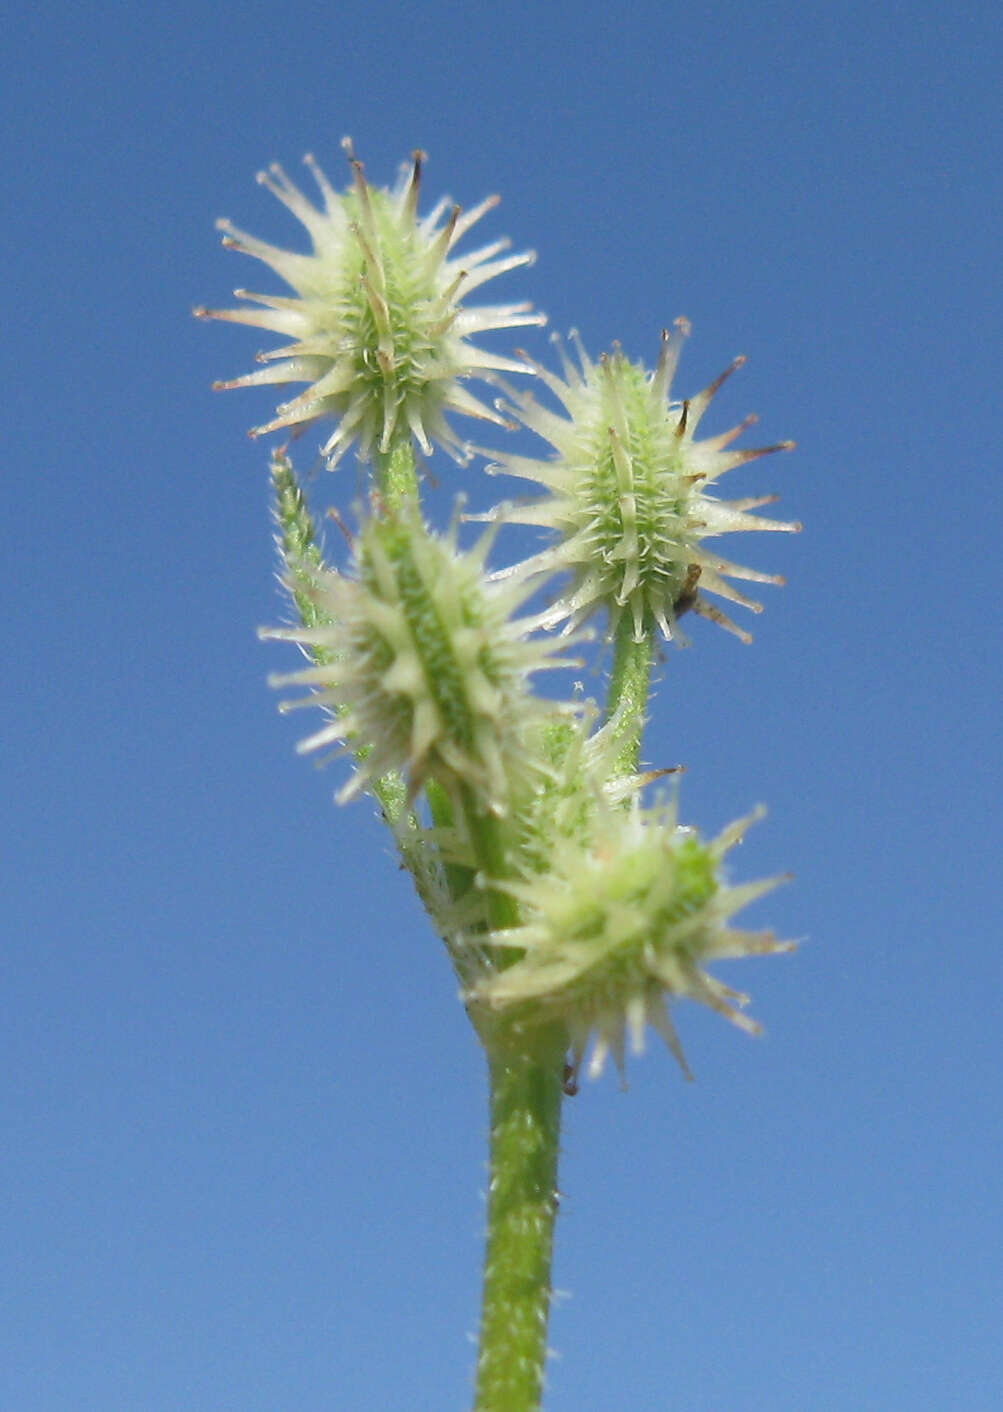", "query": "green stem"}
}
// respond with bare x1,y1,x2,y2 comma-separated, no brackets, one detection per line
604,609,656,777
373,436,420,510
459,783,521,932
425,777,476,907
473,1026,566,1412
